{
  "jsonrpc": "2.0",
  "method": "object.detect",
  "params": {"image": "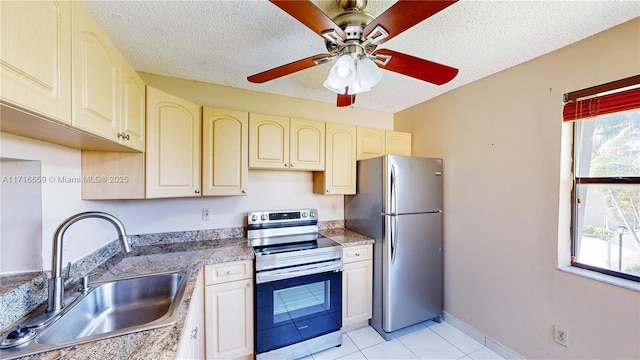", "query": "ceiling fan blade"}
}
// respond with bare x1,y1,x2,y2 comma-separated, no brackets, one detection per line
337,93,356,107
363,0,457,44
270,0,346,40
373,49,458,85
248,54,333,83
